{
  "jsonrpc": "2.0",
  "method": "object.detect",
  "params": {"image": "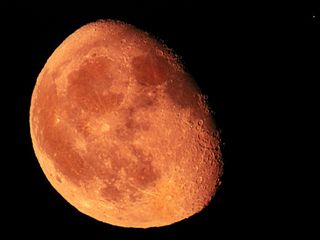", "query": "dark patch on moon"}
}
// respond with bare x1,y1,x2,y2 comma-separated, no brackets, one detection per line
33,53,197,193
128,146,160,187
131,49,203,118
134,87,160,110
32,58,126,186
165,73,199,108
131,51,171,86
32,70,87,186
100,184,123,202
115,106,151,141
66,56,124,114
